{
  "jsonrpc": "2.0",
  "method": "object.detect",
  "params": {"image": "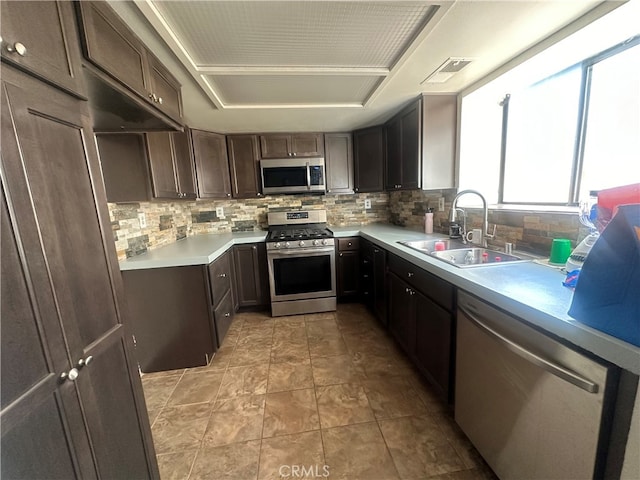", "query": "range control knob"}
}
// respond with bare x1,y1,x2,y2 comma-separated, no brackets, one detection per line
299,240,305,247
285,242,290,248
313,240,320,246
274,242,281,249
322,239,329,246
